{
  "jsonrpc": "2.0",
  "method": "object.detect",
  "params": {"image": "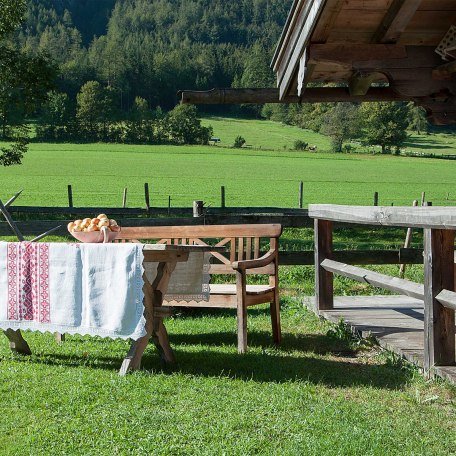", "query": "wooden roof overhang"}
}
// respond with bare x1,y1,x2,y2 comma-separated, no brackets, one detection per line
272,0,456,124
